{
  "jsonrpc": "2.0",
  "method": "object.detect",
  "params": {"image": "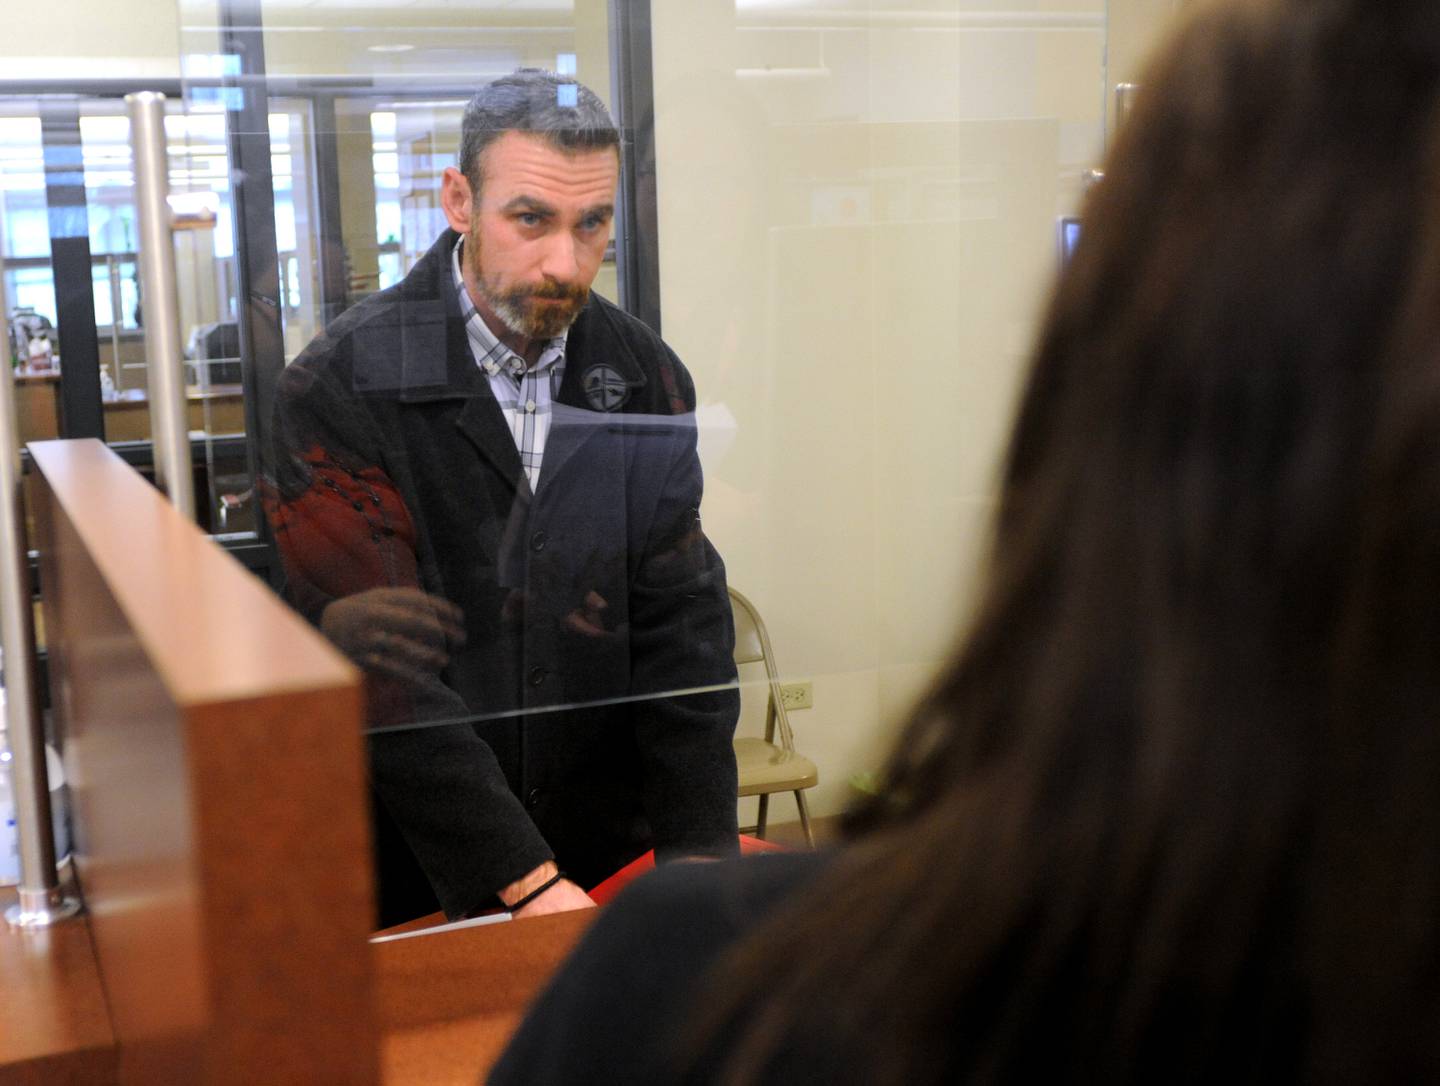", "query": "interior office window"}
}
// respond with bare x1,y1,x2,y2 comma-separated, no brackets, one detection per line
0,113,57,359
90,259,140,332
79,113,143,340
267,101,325,359
272,126,300,312
5,266,56,327
372,110,403,290
1,110,58,453
388,102,460,280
